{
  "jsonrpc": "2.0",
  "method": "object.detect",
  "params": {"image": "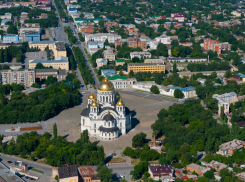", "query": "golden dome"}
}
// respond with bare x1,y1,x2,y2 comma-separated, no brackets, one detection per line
98,75,114,91
91,100,99,107
116,98,125,106
89,93,96,99
115,92,120,98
